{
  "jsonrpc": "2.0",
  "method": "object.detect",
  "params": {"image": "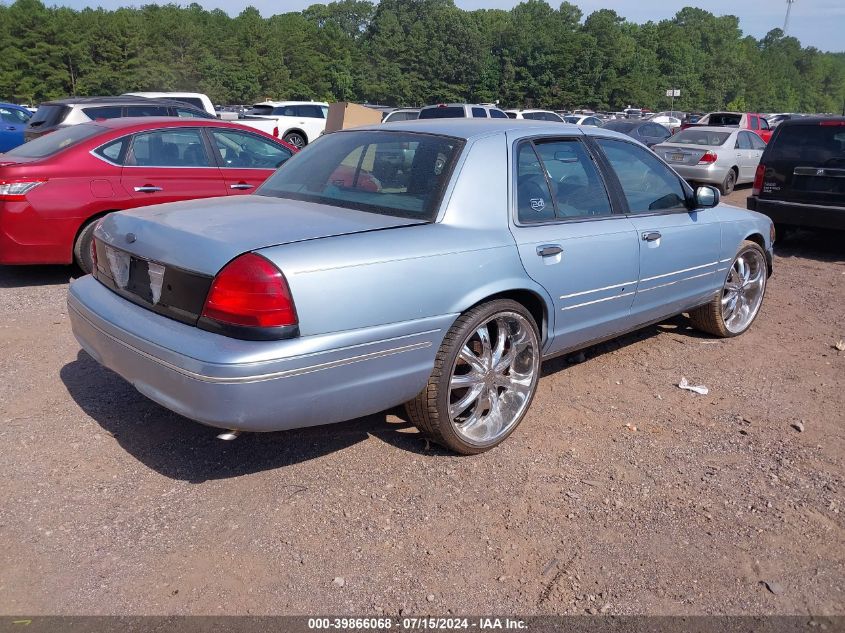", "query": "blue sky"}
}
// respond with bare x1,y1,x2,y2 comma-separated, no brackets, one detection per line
43,0,845,52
